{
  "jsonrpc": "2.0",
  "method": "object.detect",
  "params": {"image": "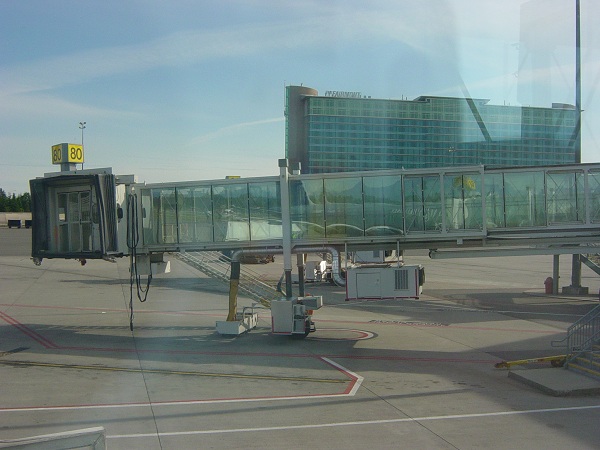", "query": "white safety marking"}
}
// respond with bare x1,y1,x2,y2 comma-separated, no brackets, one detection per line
107,404,600,439
0,357,362,412
320,357,364,396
